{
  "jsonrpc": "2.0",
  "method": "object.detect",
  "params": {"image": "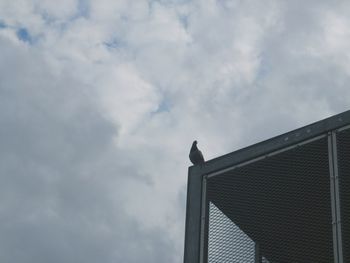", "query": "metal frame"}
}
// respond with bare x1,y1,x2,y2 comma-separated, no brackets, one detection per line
328,132,343,263
184,110,350,263
333,128,347,262
199,176,208,263
184,166,203,263
207,134,326,180
255,242,261,263
333,131,344,263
